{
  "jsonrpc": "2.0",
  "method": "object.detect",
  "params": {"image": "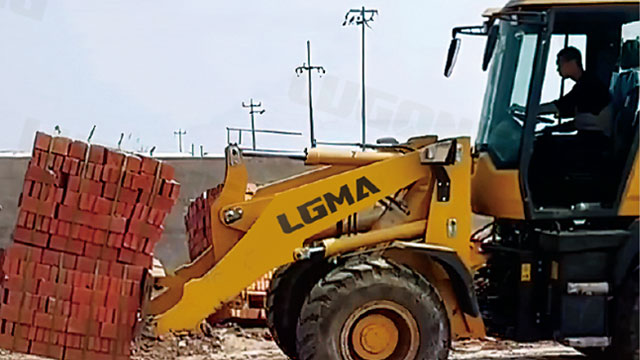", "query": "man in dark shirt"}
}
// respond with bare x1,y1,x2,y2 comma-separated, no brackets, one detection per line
532,47,614,205
539,46,613,138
